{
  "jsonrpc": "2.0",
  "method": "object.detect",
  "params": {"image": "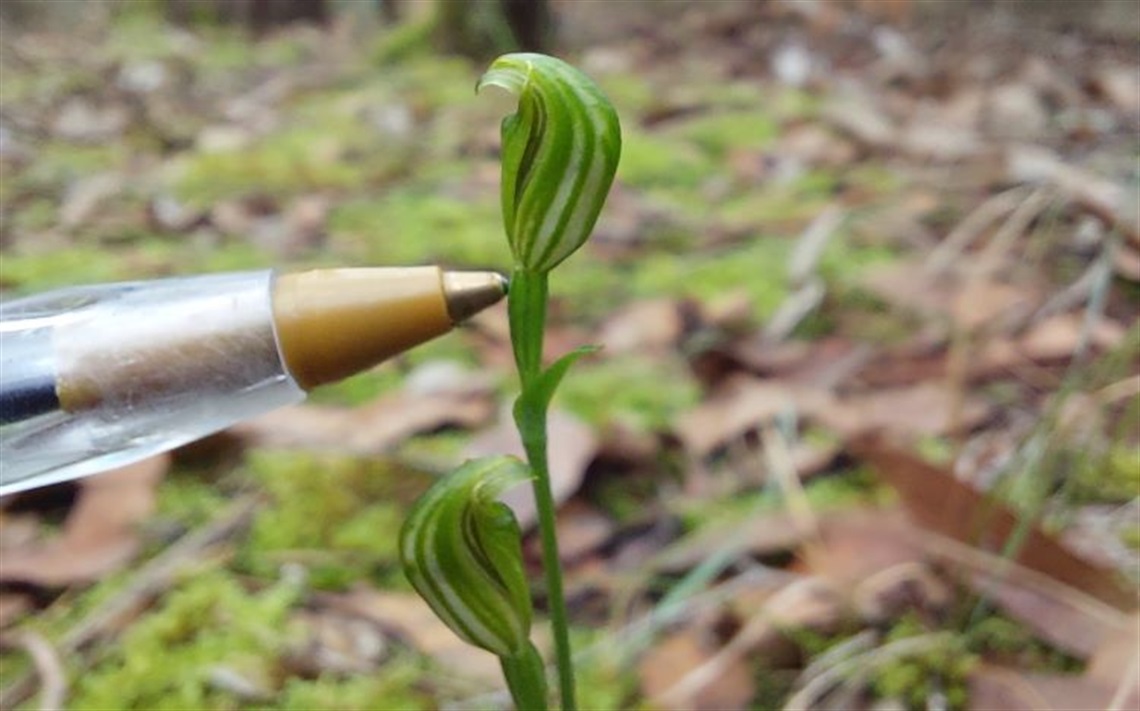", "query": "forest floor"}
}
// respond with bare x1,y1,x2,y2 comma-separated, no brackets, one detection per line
1,3,1138,709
